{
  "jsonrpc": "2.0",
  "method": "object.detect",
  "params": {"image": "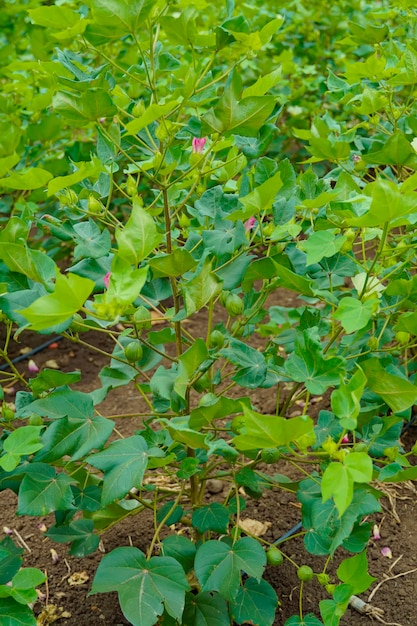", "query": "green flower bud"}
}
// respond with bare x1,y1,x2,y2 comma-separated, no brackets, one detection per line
88,195,105,215
124,341,144,363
